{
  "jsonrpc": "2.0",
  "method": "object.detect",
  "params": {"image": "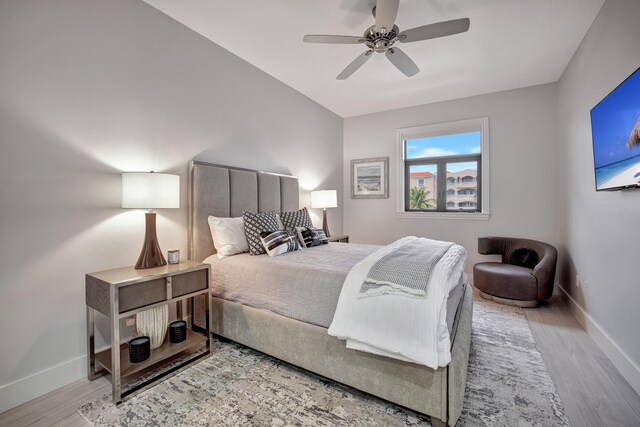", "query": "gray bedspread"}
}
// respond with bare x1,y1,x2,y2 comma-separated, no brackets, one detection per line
207,243,377,328
205,242,465,331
